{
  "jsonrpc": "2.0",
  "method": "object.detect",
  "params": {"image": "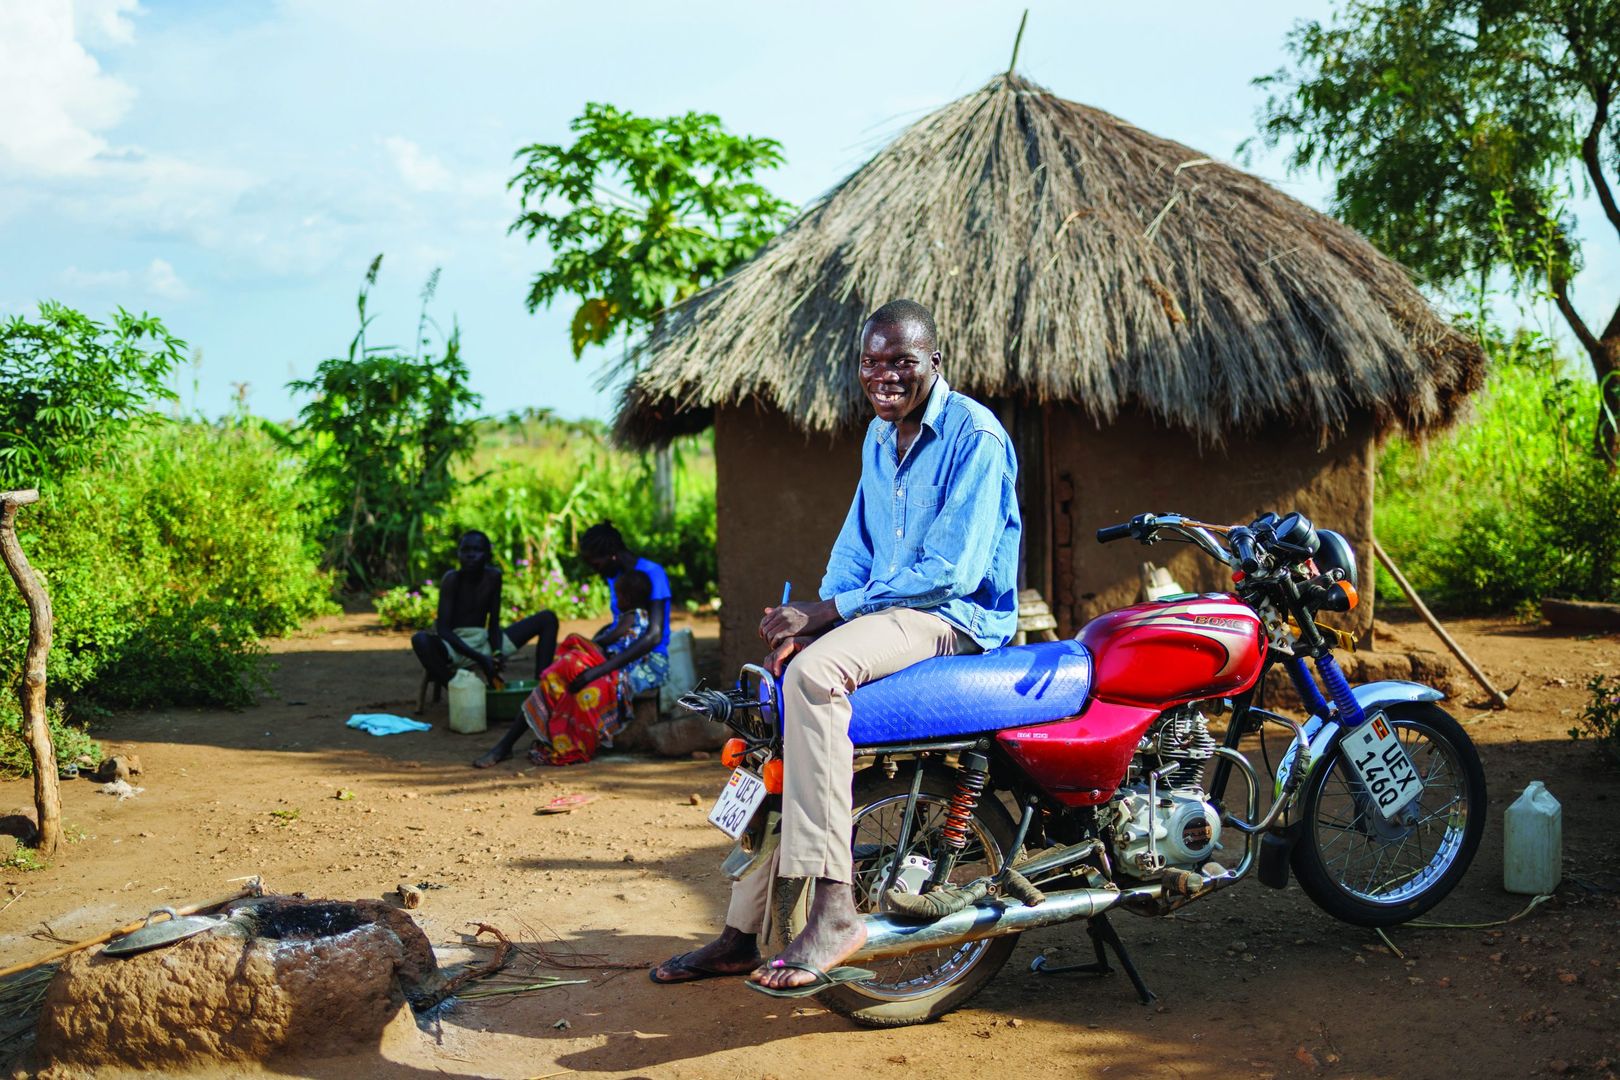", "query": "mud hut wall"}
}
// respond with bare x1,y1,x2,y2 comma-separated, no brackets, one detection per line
715,406,863,679
1047,409,1377,643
